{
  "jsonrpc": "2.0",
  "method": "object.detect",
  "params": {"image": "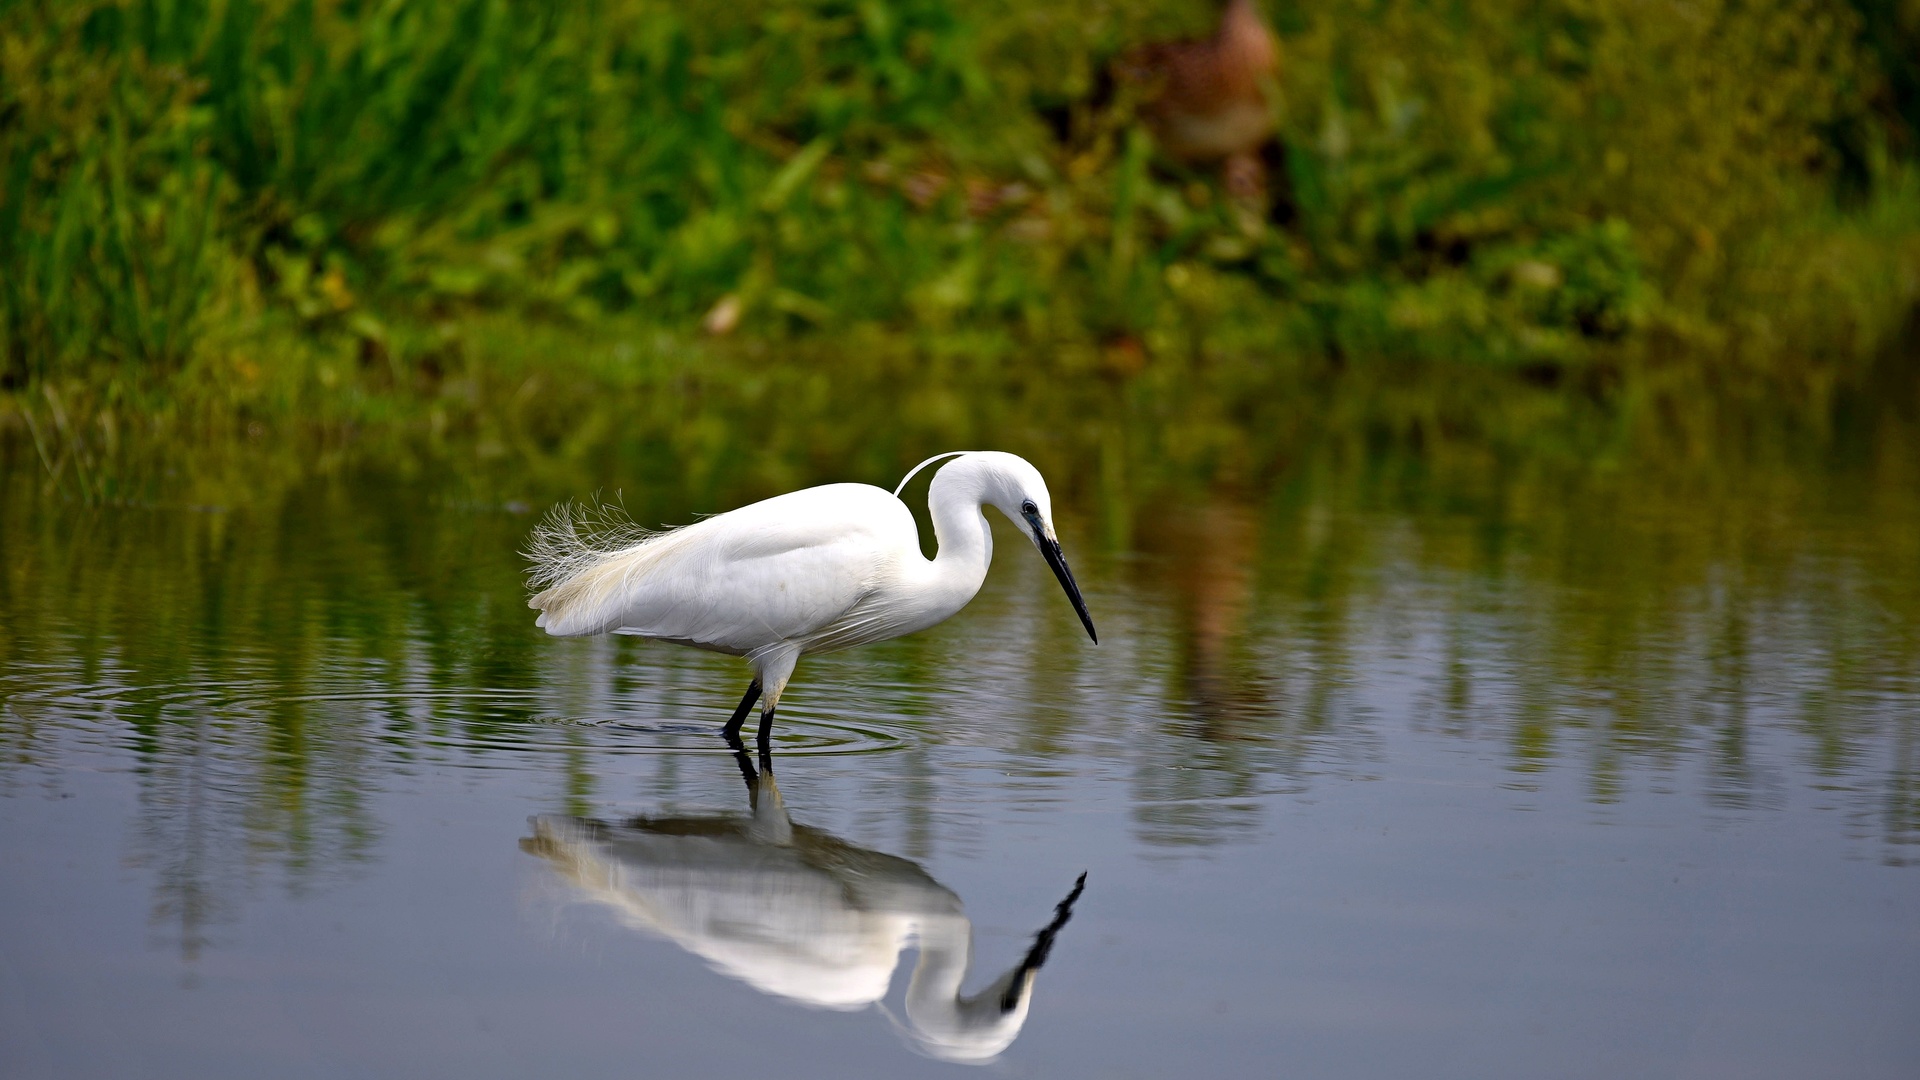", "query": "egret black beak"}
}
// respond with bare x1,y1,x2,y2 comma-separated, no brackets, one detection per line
1028,518,1097,643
